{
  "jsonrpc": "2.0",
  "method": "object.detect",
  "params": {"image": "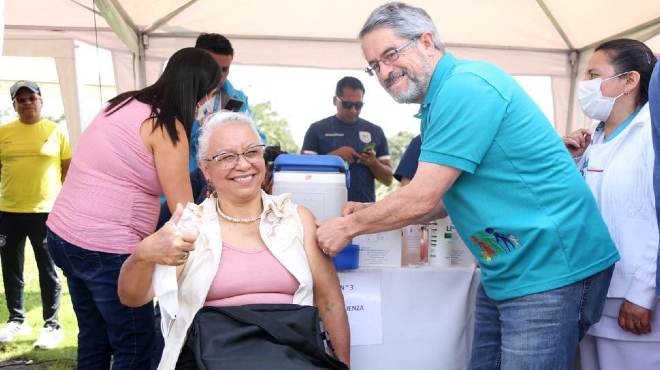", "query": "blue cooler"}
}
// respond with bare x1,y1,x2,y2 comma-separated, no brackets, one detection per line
272,154,358,270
